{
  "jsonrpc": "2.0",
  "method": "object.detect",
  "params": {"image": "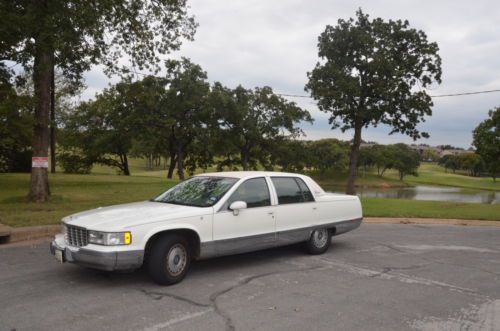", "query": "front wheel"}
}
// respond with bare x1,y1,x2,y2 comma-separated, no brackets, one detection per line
147,234,191,285
305,228,331,255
